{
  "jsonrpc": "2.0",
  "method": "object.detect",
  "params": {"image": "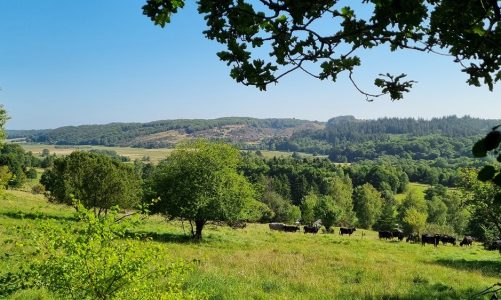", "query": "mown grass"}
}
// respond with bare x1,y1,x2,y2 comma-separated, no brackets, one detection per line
1,190,500,299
